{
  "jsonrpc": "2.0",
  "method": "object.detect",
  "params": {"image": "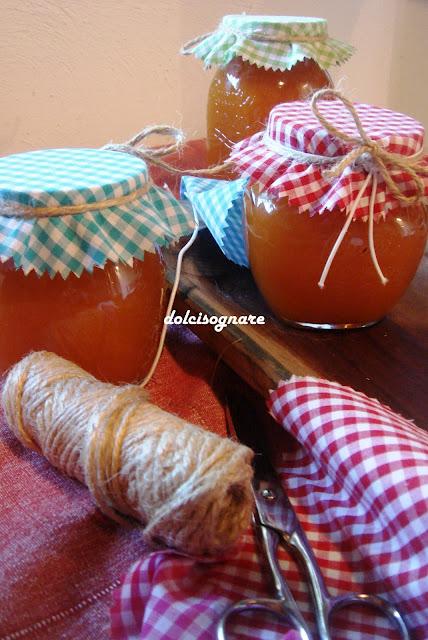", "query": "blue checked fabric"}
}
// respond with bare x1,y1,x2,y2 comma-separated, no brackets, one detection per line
181,175,249,267
0,148,194,277
182,15,354,71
